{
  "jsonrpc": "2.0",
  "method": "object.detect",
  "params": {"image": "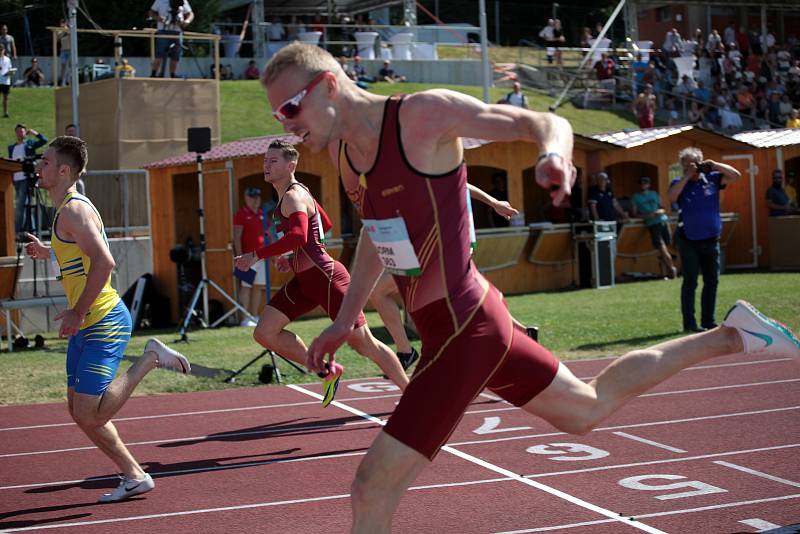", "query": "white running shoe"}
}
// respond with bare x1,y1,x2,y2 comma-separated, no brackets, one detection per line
145,338,191,374
722,300,800,357
98,473,155,503
240,318,257,327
